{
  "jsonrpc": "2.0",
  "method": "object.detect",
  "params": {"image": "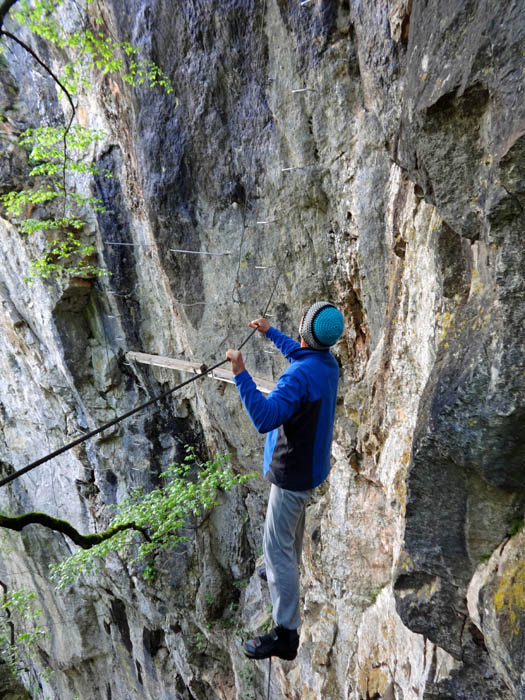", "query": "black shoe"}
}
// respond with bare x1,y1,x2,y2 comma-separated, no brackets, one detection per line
257,565,267,582
243,626,299,661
